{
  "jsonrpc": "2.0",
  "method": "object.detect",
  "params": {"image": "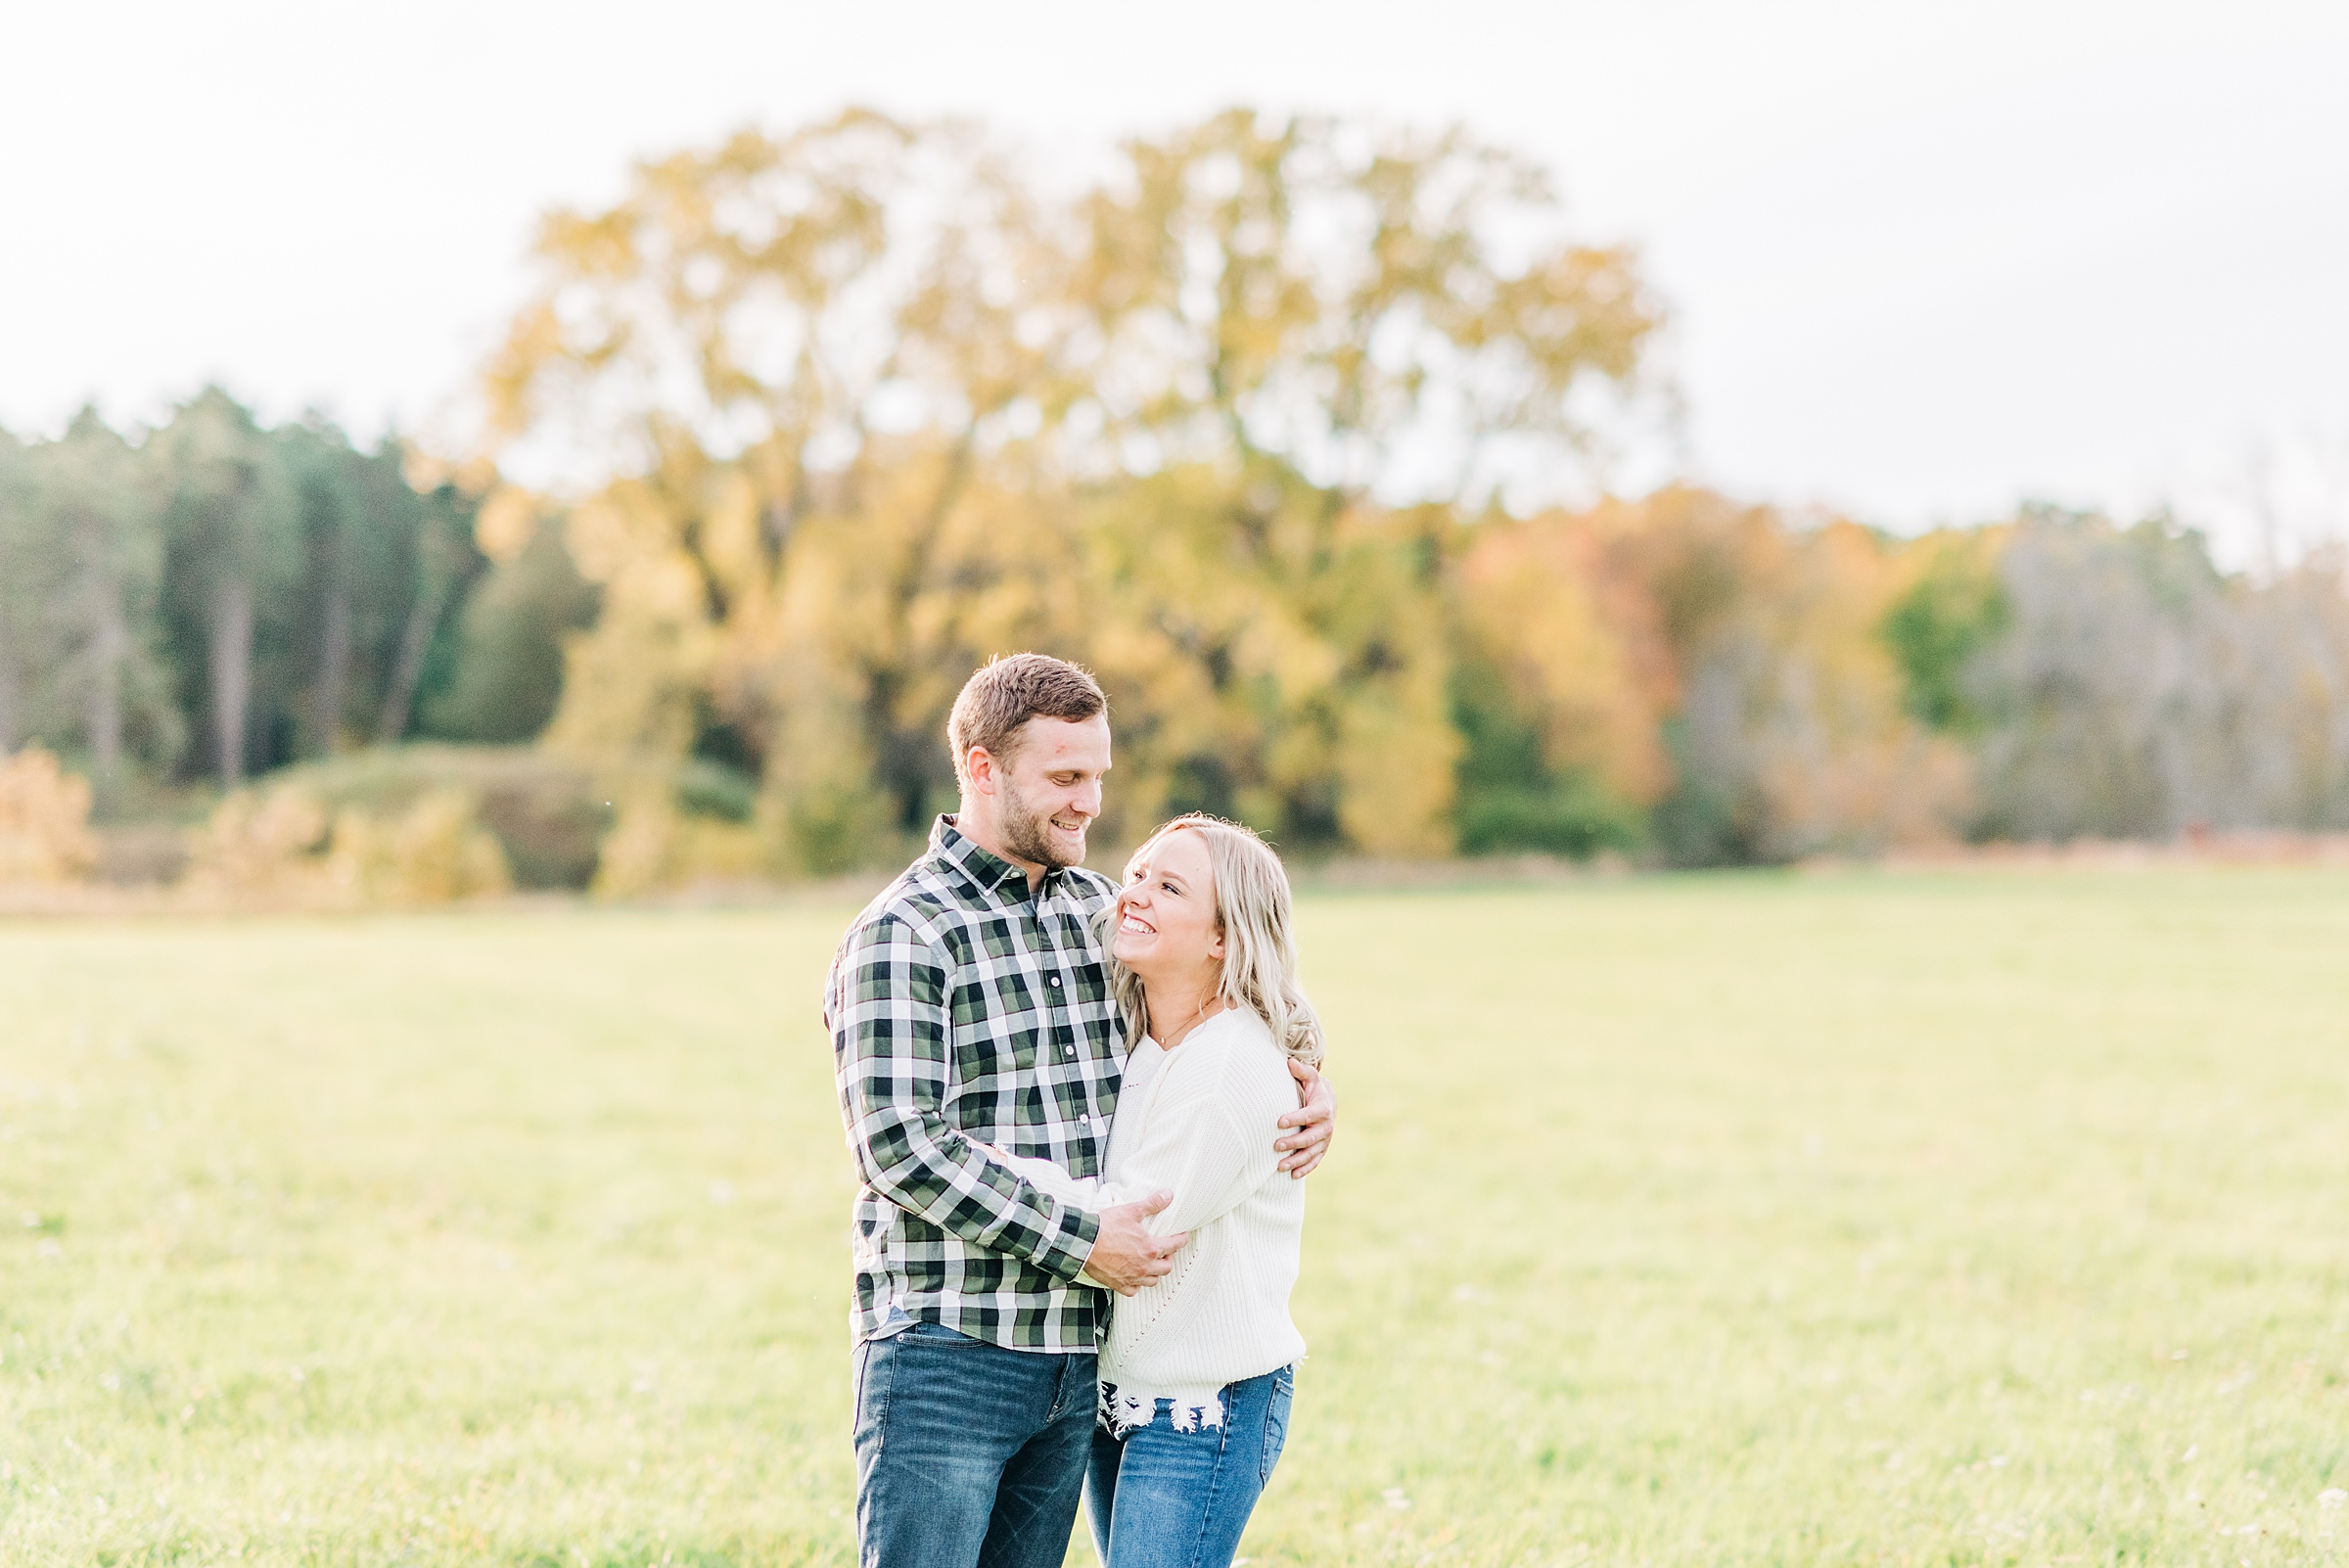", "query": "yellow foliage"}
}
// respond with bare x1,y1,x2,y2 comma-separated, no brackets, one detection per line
1076,472,1463,854
0,748,99,886
1336,685,1460,857
190,784,514,907
1738,521,1973,853
186,786,330,899
540,467,722,779
589,789,765,899
1453,517,1671,806
474,486,538,564
326,789,513,906
476,110,1666,876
